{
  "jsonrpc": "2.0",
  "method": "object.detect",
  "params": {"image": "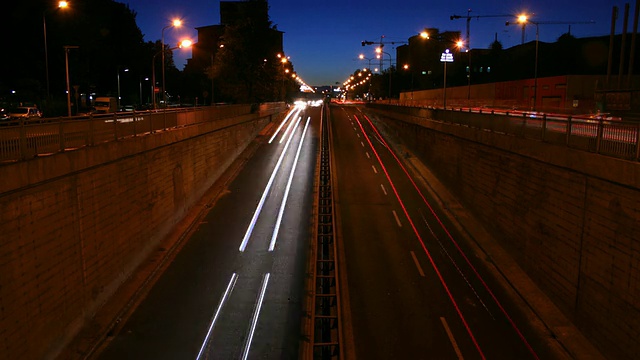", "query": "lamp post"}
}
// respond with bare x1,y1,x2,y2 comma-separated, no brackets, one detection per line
507,15,539,110
153,40,191,110
43,1,69,105
161,19,182,108
64,45,79,117
376,47,392,99
117,67,129,110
